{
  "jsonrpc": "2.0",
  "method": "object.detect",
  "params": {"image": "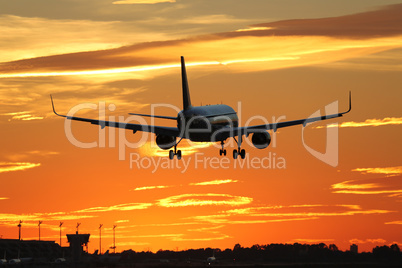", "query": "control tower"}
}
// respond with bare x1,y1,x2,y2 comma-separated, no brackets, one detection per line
67,232,90,262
